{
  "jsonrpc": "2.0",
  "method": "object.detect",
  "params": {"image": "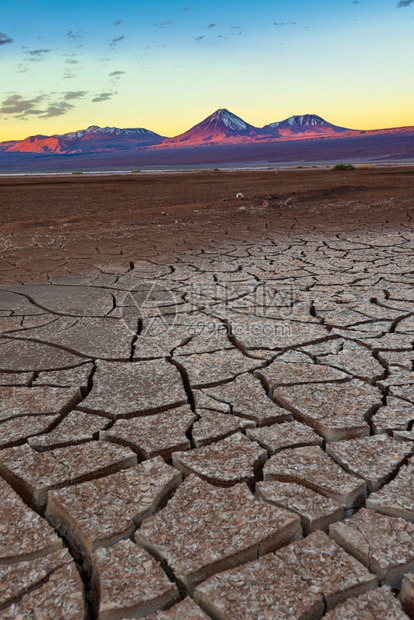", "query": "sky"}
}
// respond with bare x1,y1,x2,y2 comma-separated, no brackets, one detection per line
0,0,413,141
